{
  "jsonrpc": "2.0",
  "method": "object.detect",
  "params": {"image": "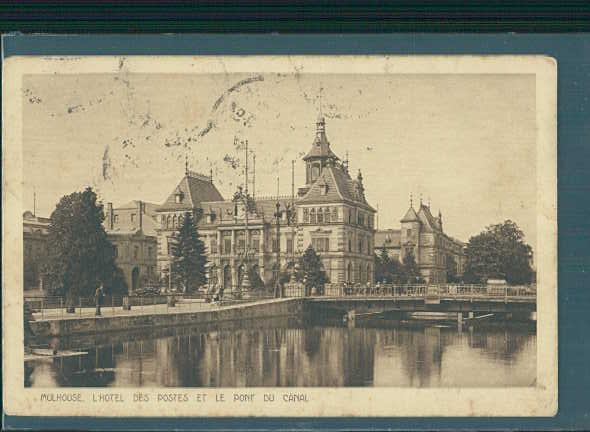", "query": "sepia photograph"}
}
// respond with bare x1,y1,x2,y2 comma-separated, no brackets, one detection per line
3,55,557,417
